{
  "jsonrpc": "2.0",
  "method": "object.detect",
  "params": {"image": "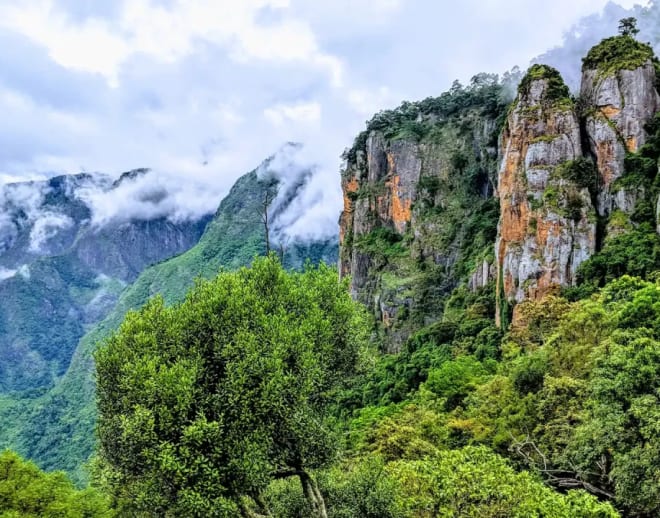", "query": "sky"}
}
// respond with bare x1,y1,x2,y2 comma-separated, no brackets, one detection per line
0,0,649,240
